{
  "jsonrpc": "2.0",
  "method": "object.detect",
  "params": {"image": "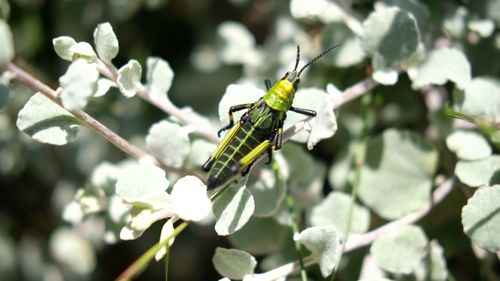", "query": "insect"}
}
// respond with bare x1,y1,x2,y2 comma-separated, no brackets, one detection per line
202,44,340,189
